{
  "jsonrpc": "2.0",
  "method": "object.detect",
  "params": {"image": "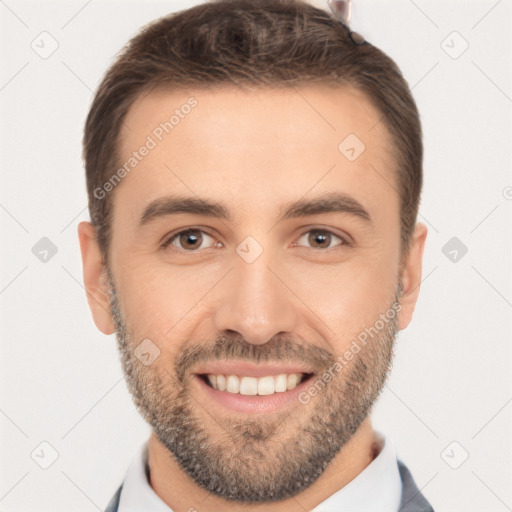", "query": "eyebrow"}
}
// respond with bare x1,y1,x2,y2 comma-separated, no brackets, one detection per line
138,192,372,227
